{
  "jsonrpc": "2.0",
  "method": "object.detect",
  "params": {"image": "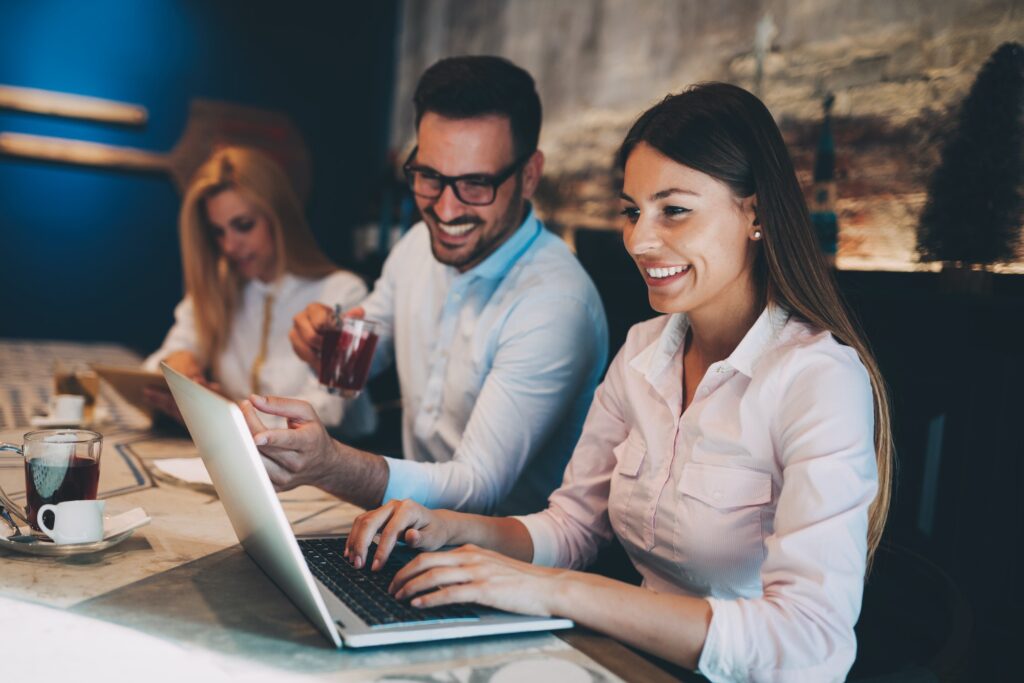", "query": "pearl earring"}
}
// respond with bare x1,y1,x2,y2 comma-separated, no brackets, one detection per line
753,230,762,240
